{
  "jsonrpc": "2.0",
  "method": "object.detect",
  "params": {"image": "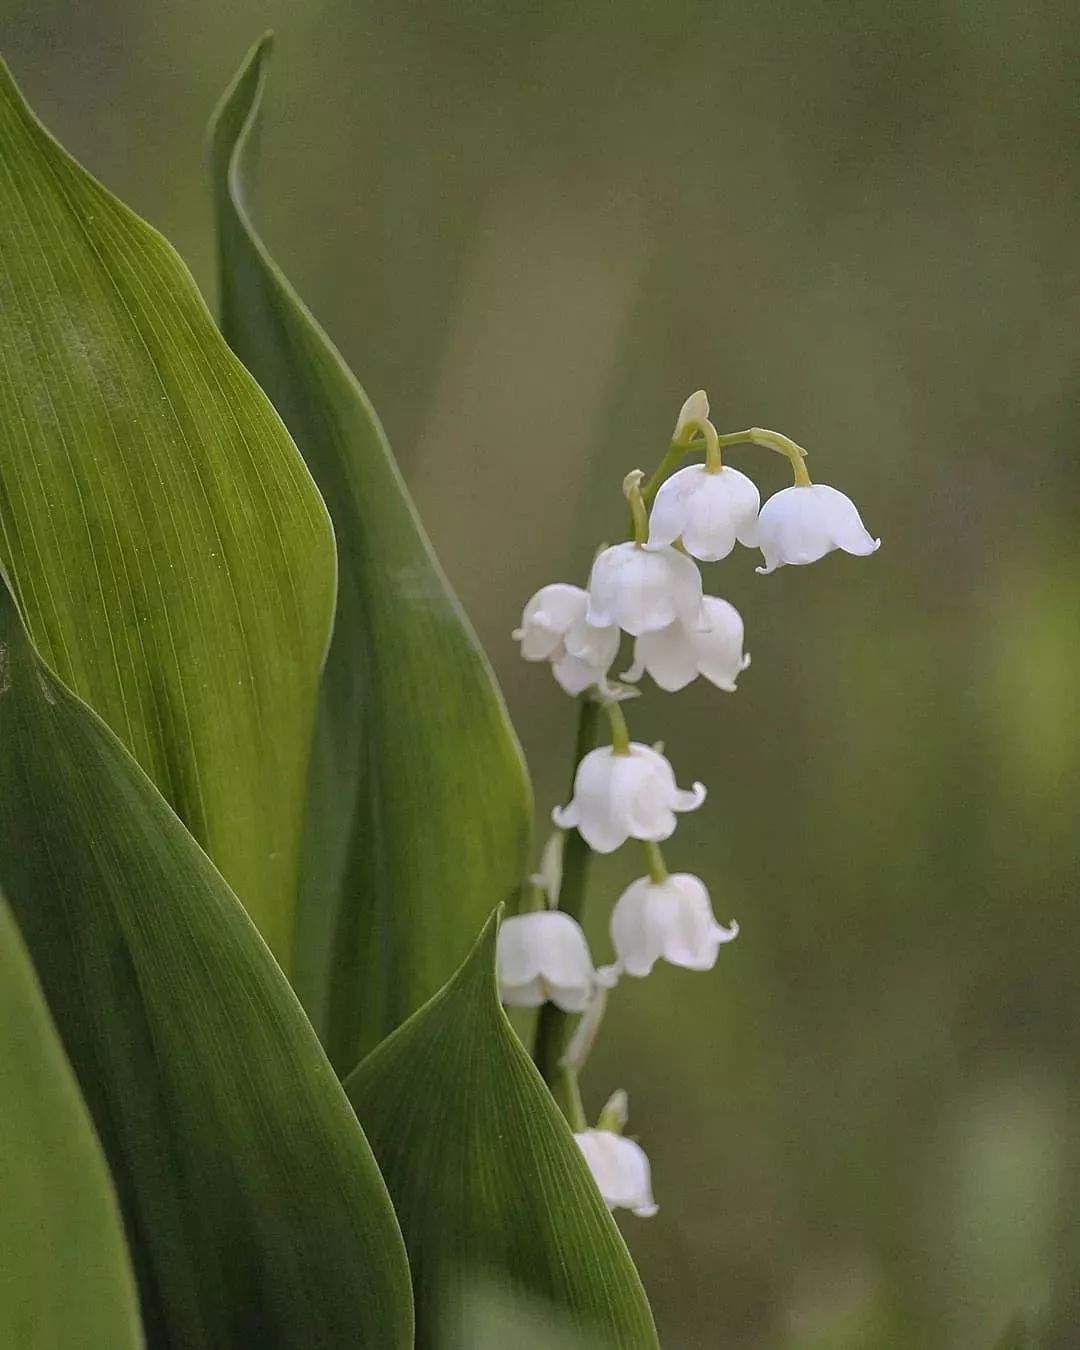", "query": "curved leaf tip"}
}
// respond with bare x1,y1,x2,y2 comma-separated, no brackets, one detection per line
345,905,657,1348
210,39,532,1067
